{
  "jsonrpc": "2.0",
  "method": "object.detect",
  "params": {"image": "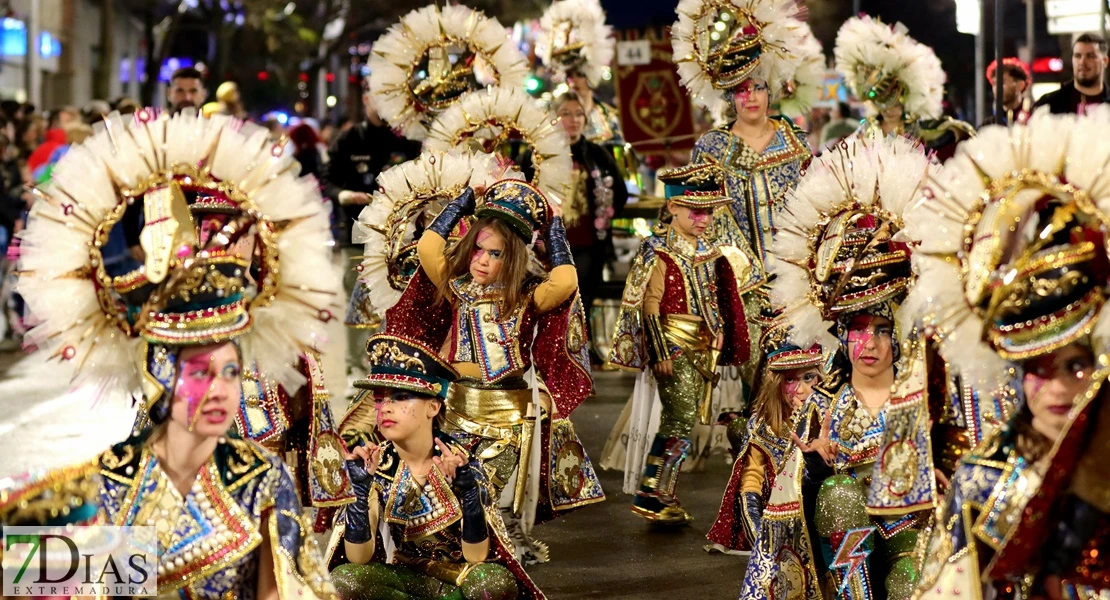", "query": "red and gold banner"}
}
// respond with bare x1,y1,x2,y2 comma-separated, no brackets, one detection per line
614,30,696,155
